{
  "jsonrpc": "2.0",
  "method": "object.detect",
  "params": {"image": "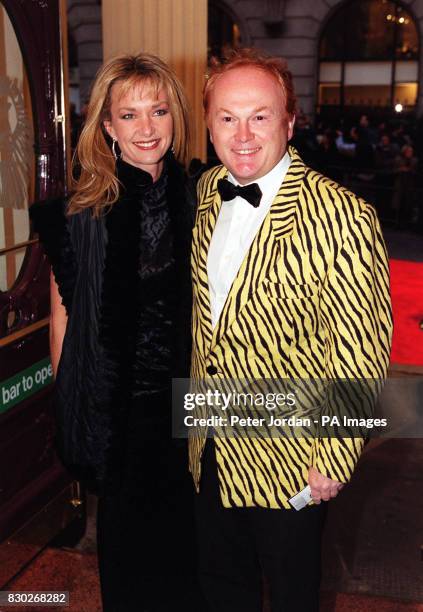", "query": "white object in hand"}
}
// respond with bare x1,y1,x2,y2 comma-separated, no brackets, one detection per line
289,485,312,511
